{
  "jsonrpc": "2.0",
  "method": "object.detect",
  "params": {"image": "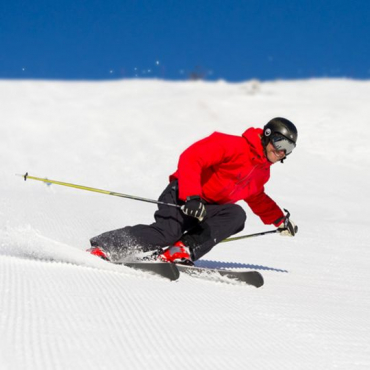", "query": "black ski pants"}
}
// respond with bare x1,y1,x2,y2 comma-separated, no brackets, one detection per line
90,180,247,261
